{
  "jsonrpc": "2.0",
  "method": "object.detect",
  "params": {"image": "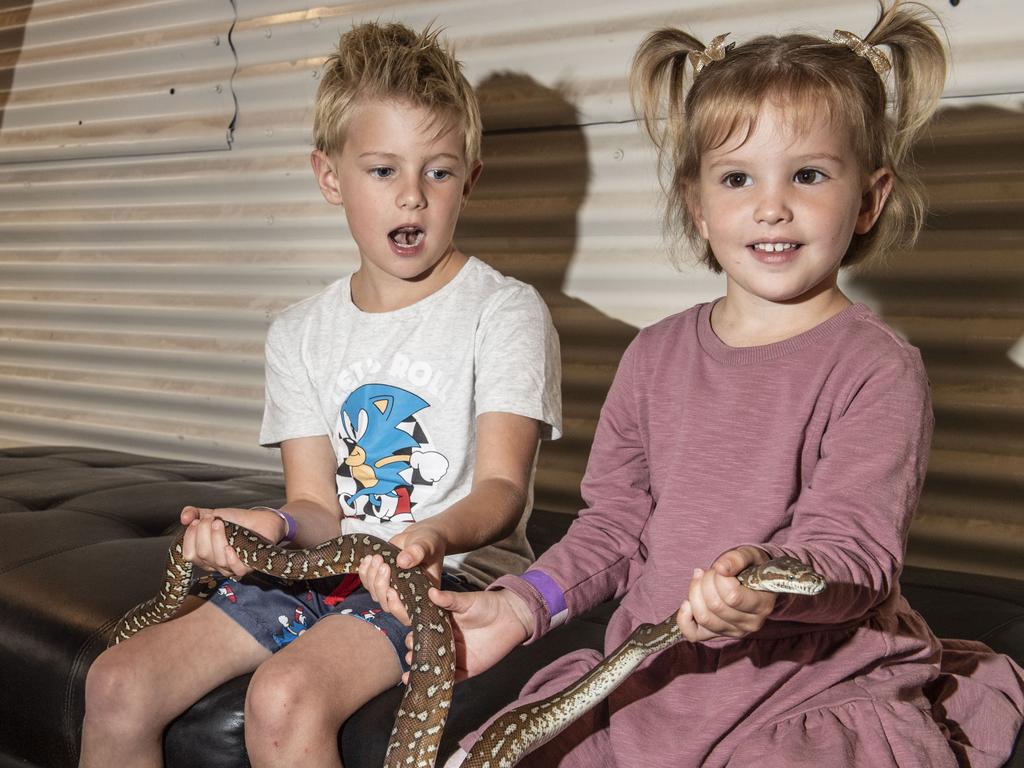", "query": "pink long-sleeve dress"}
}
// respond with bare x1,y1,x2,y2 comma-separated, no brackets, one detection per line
468,301,1023,768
